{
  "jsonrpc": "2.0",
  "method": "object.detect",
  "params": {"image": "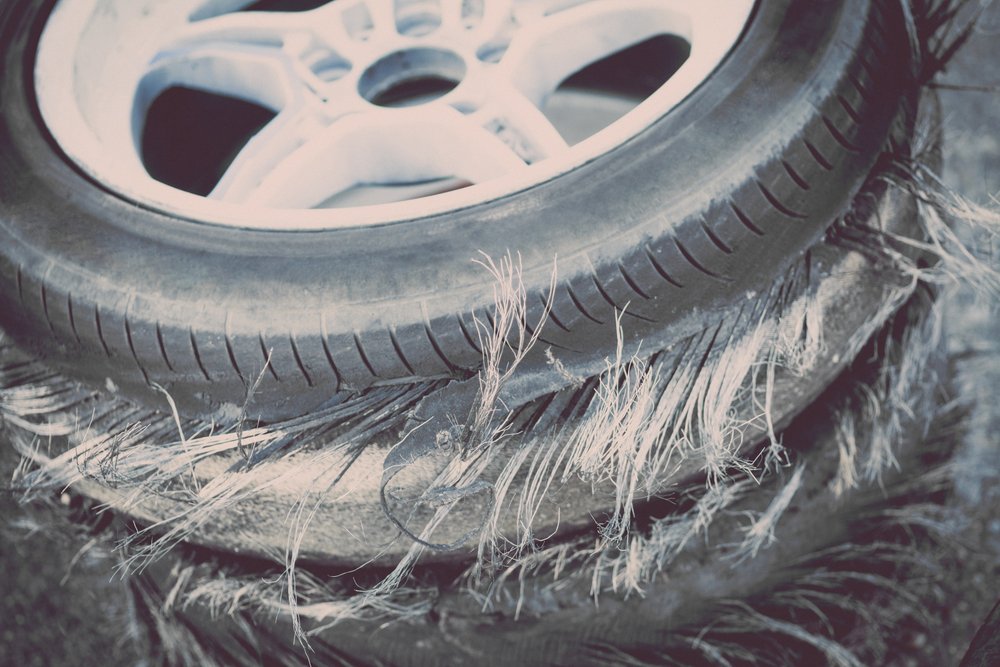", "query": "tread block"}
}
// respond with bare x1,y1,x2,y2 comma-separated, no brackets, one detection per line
392,320,458,376
122,308,177,378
